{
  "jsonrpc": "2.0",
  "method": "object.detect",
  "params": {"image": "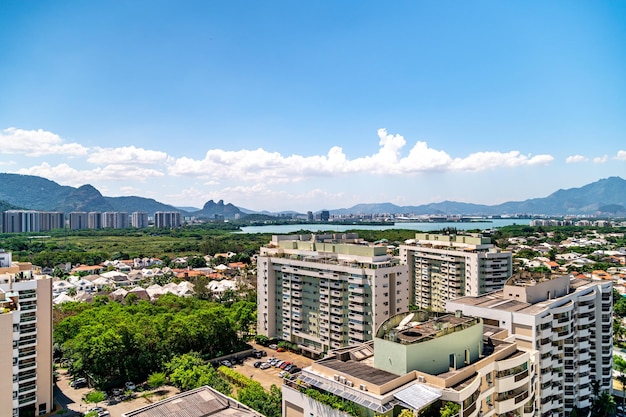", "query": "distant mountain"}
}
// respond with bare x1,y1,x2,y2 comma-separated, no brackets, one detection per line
330,177,626,216
0,173,624,218
106,196,186,215
0,199,22,212
175,206,200,212
192,200,243,220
